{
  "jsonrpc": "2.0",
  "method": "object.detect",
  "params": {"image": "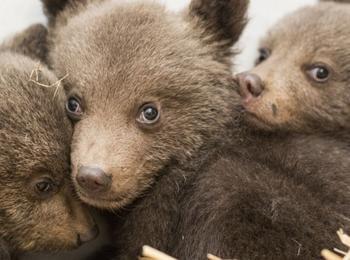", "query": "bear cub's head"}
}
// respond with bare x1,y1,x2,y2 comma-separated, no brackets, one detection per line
41,0,249,209
0,25,97,255
237,1,350,133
